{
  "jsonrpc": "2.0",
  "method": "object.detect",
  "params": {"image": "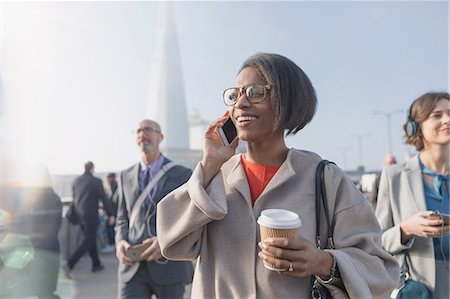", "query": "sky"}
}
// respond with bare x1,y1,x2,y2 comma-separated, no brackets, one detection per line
0,0,448,175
